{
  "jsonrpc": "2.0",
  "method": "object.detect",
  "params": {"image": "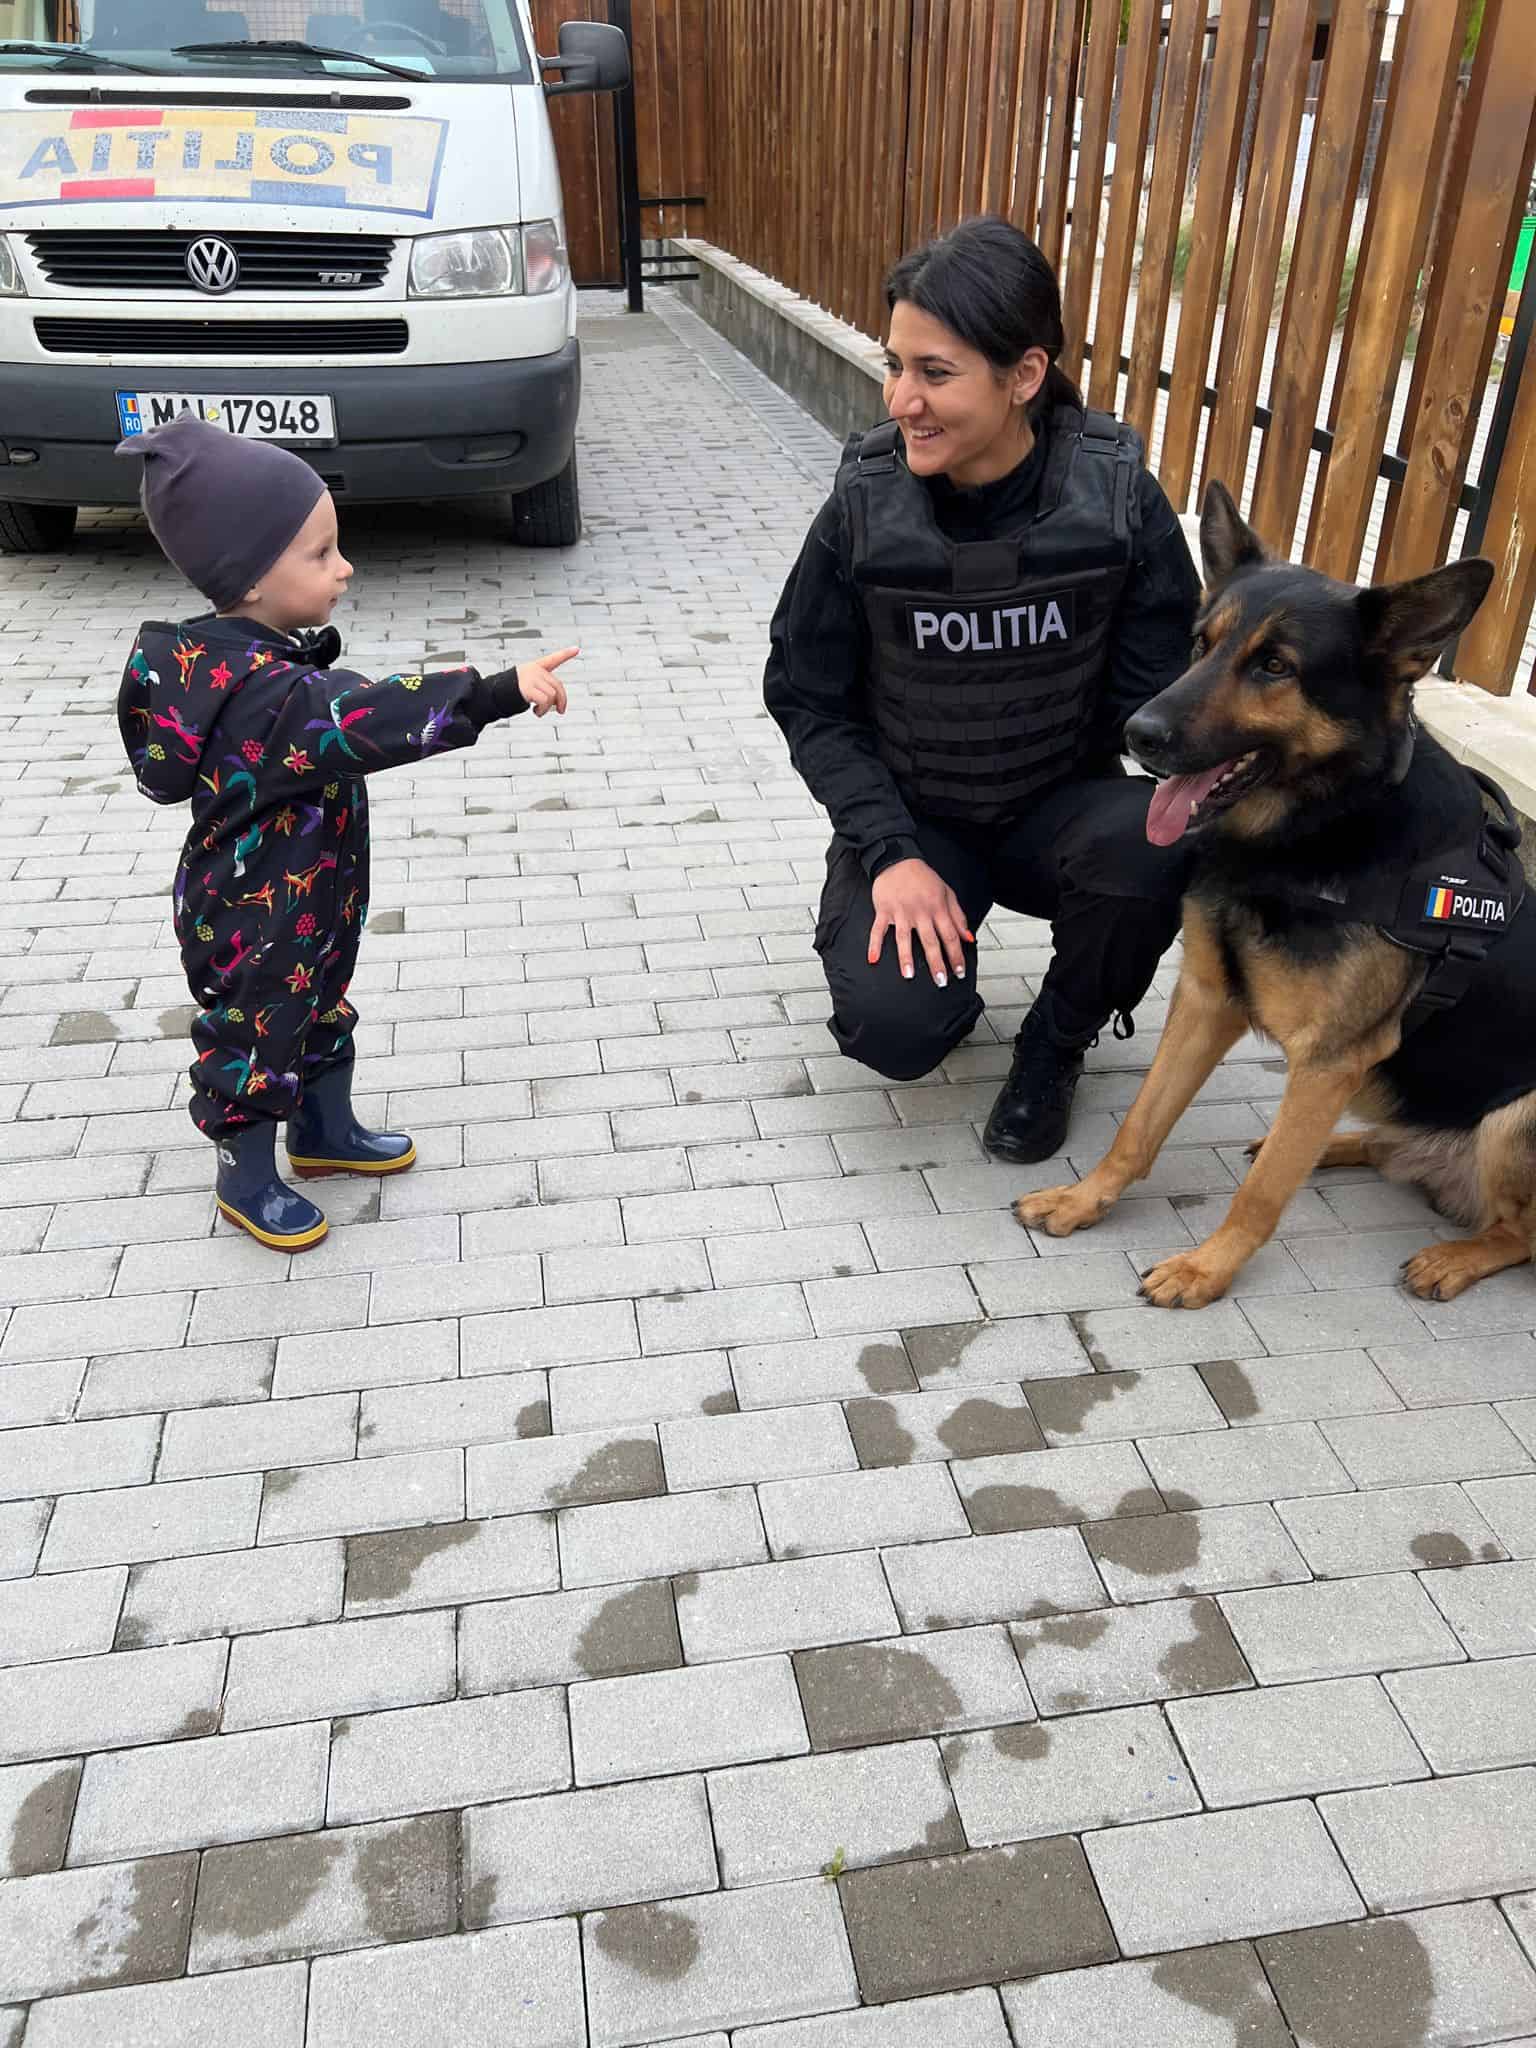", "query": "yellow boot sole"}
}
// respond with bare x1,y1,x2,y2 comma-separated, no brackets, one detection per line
216,1199,329,1252
286,1140,418,1180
